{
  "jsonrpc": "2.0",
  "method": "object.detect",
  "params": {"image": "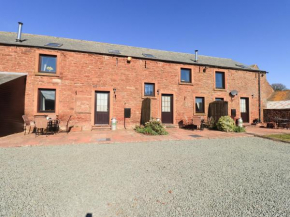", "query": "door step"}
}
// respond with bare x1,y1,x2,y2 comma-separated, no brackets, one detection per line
91,125,111,131
163,124,178,128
